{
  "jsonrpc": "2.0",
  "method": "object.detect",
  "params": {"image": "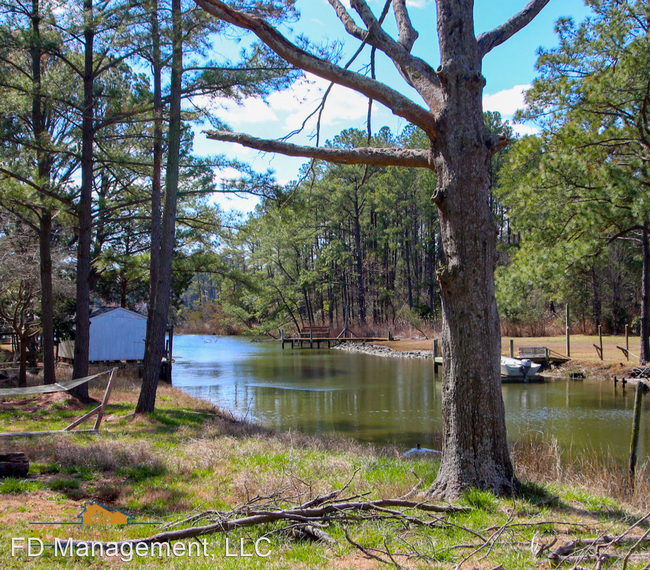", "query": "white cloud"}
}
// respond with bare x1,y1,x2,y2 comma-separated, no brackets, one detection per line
483,84,530,119
202,74,370,135
406,0,432,7
212,97,279,126
268,75,370,131
210,191,260,214
511,123,540,137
